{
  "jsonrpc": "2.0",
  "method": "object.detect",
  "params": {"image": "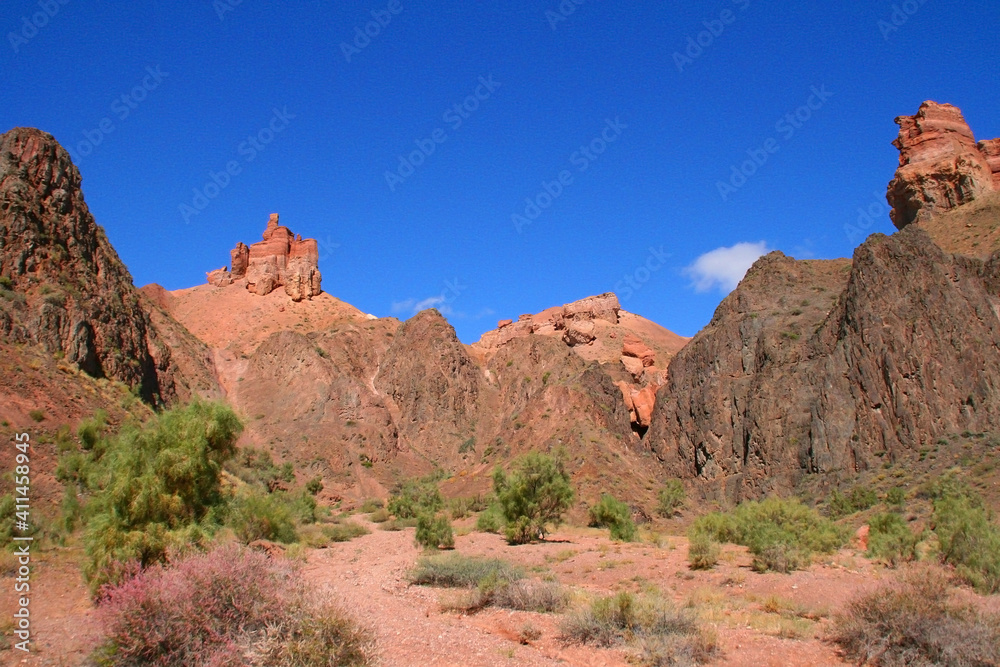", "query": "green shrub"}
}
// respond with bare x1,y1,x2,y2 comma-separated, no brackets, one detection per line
28,409,45,422
358,498,383,513
687,533,720,570
867,513,918,566
387,477,443,519
828,485,879,518
228,488,297,545
415,513,454,550
78,401,242,591
691,497,845,573
589,494,638,542
886,486,906,507
492,451,574,544
305,476,324,495
932,483,1000,594
475,504,504,533
368,508,390,523
657,480,685,517
832,569,1000,666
